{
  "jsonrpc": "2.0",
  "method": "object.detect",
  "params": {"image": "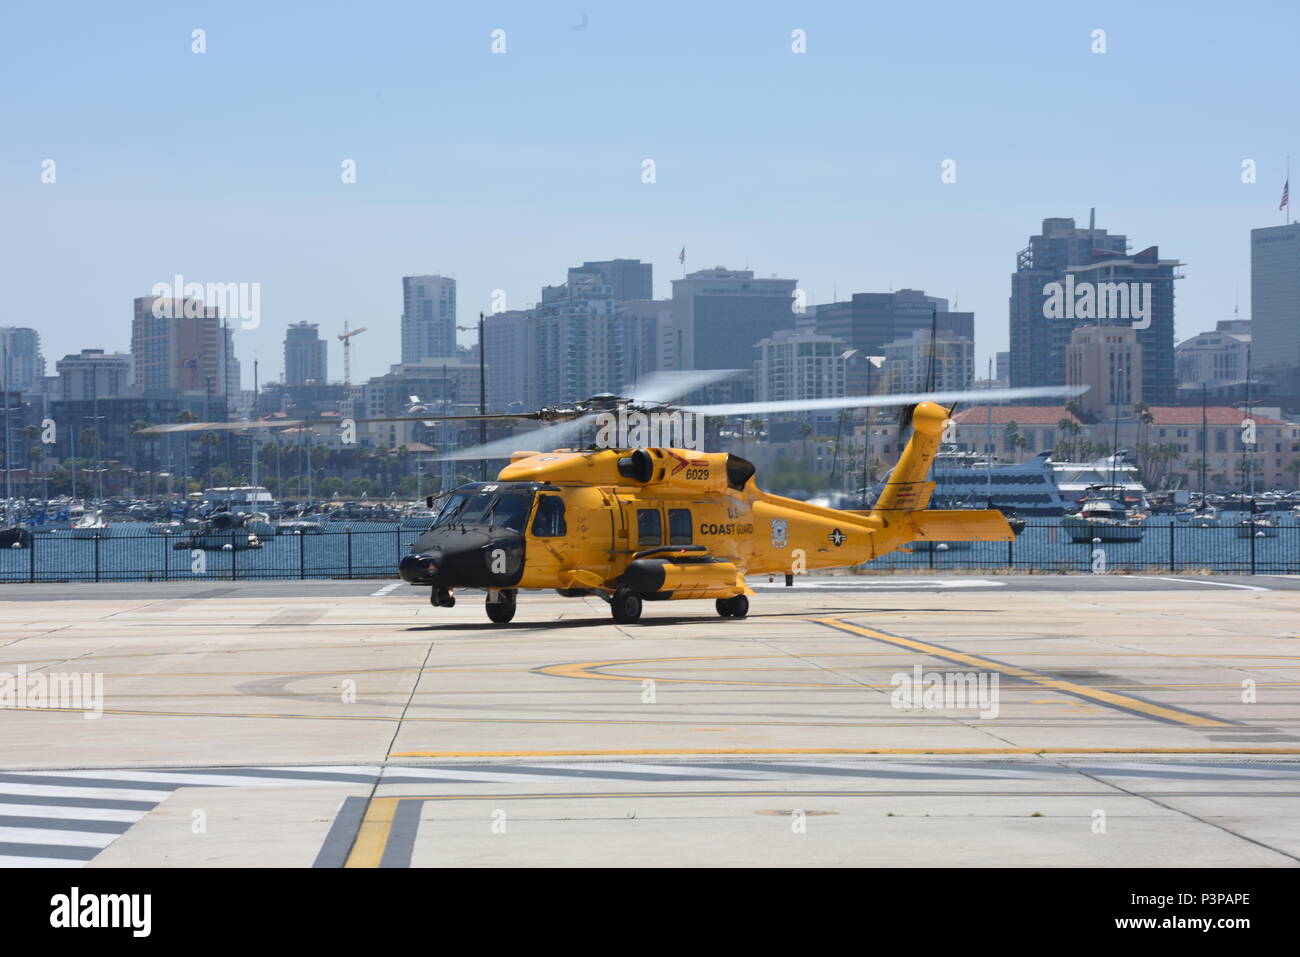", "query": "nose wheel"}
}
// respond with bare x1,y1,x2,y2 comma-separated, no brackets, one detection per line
716,594,749,618
431,587,455,607
485,588,517,624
